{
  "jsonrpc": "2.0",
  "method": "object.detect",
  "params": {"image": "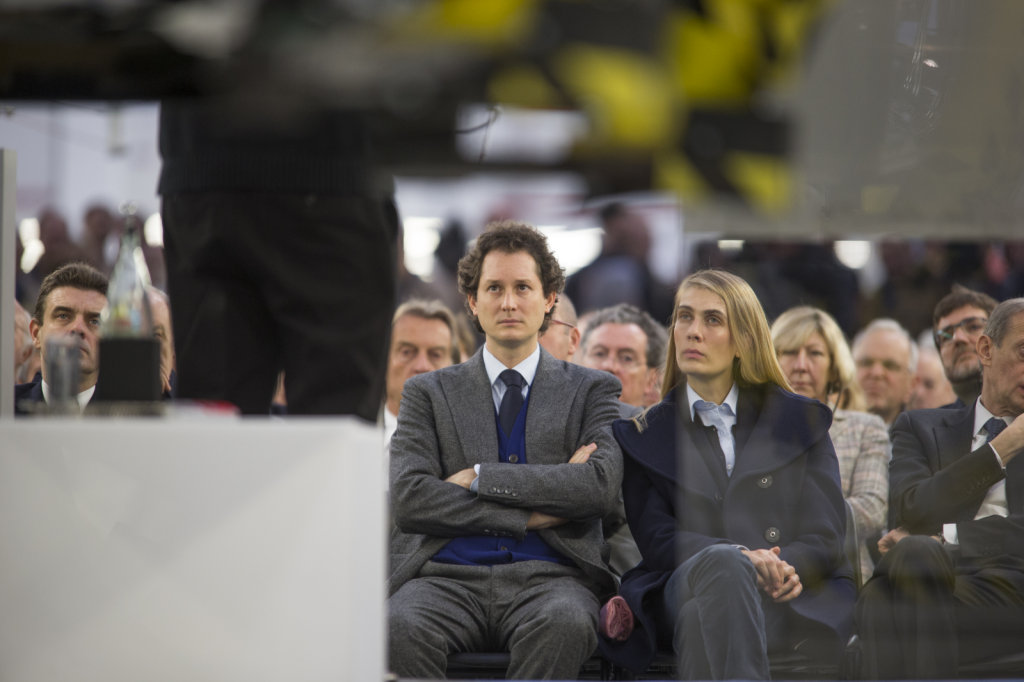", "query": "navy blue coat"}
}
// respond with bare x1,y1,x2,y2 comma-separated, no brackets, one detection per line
14,373,44,416
603,384,856,672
